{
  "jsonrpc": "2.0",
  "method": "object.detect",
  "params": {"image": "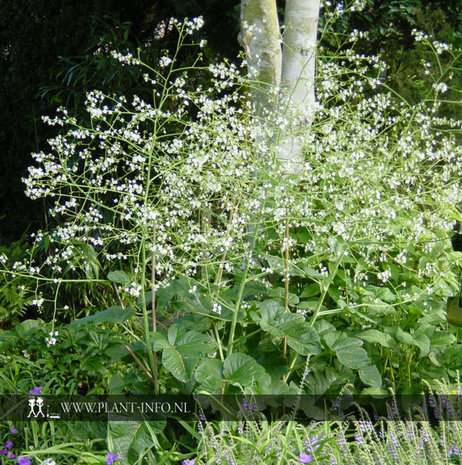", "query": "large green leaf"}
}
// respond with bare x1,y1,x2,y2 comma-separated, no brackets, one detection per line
306,366,346,395
413,333,430,357
414,323,434,338
265,254,285,273
223,353,266,386
302,265,325,280
69,306,135,326
324,332,370,369
300,283,320,298
358,365,382,387
360,387,389,395
168,324,212,358
336,346,370,369
195,358,224,393
357,329,397,348
430,332,456,347
195,359,223,382
267,287,299,305
387,326,415,346
107,270,131,284
363,285,397,303
286,324,321,356
16,319,41,337
109,421,164,462
149,332,170,351
149,324,212,383
162,346,192,383
256,299,320,355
